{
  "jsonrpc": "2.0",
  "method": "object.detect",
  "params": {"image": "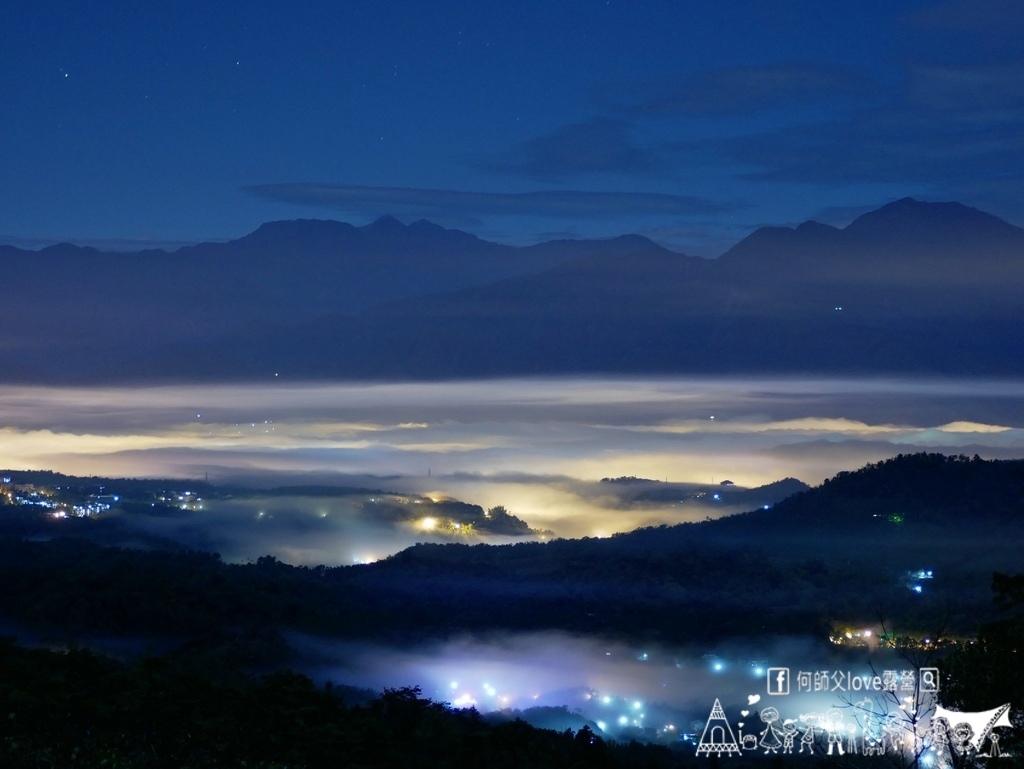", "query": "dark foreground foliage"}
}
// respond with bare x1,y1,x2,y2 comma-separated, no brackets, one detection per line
0,639,691,769
943,572,1024,765
2,628,1015,769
